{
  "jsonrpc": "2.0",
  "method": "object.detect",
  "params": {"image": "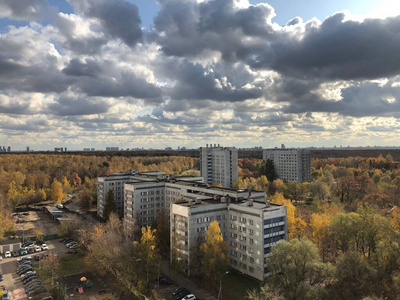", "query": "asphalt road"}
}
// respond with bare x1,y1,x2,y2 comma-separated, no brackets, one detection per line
0,240,69,300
